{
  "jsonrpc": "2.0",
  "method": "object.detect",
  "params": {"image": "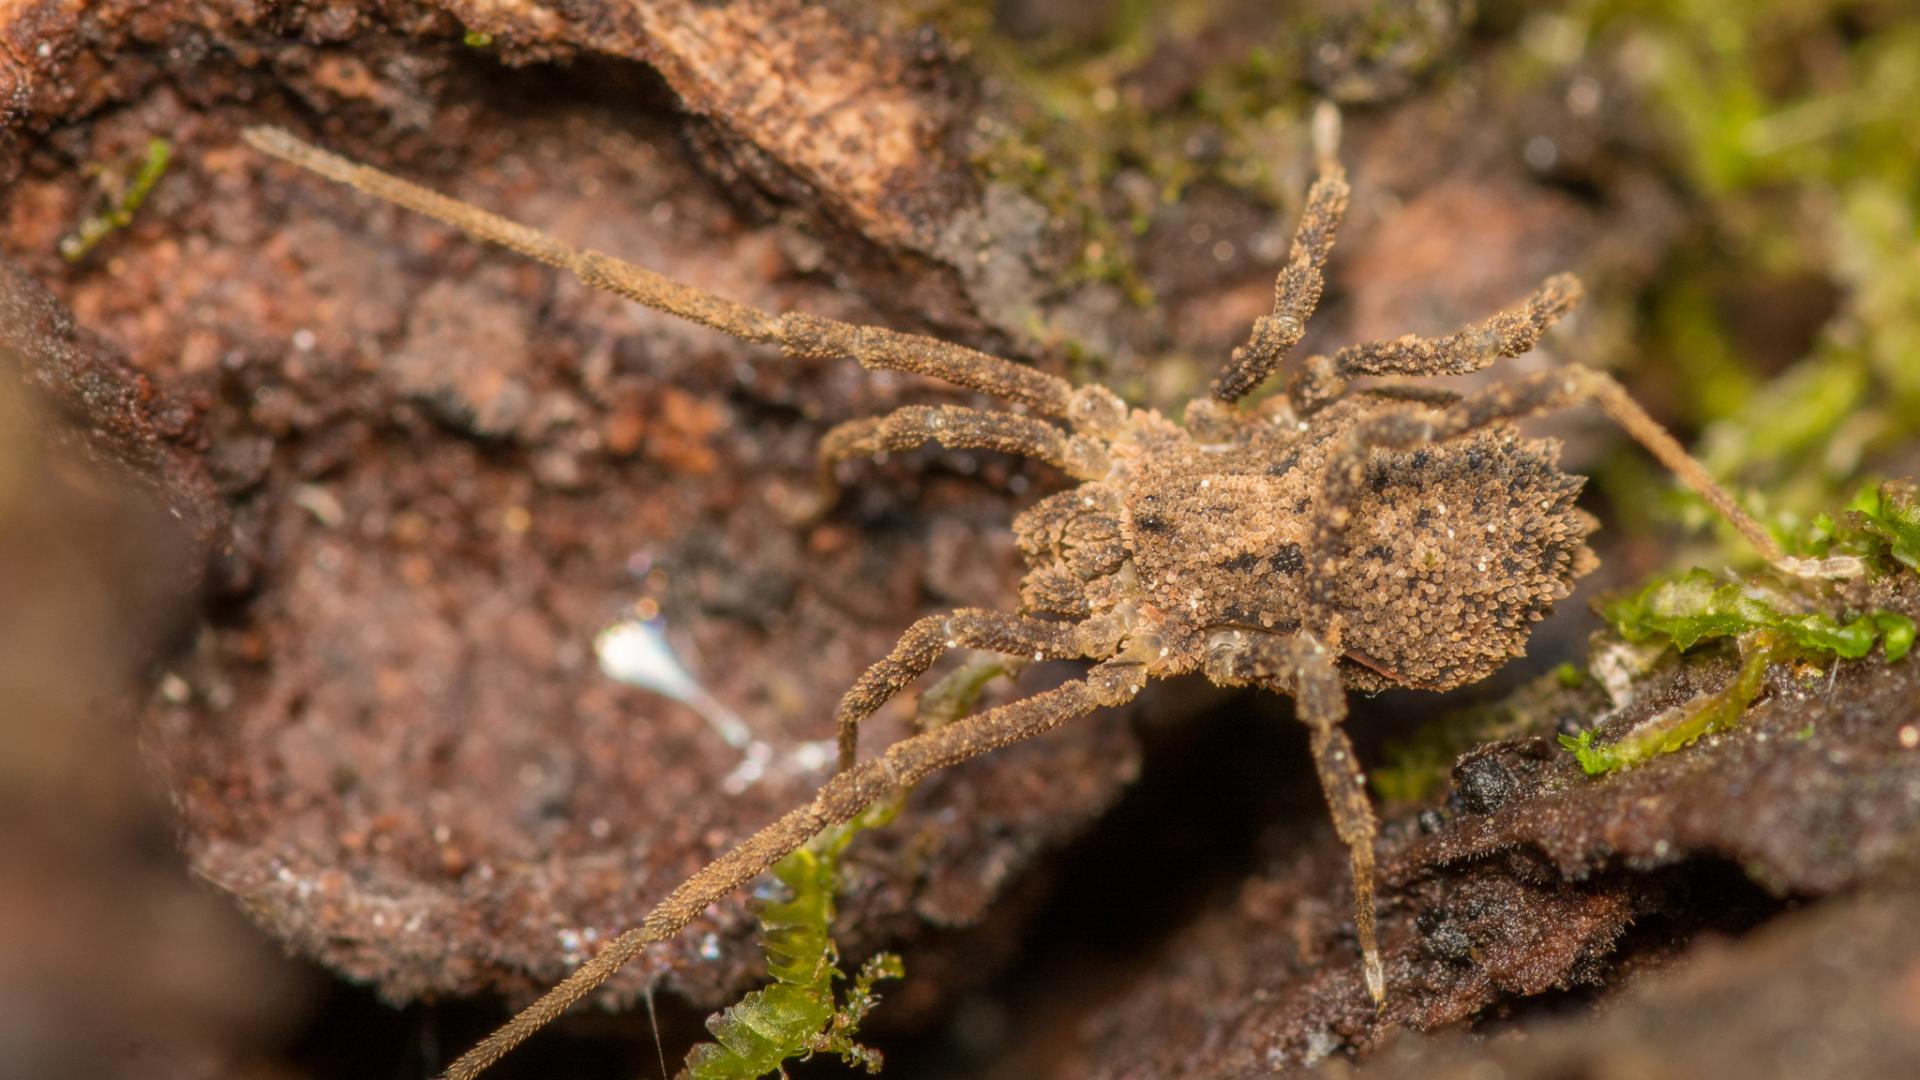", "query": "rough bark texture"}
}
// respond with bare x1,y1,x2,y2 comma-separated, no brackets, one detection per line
1058,577,1920,1078
0,0,1149,1013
